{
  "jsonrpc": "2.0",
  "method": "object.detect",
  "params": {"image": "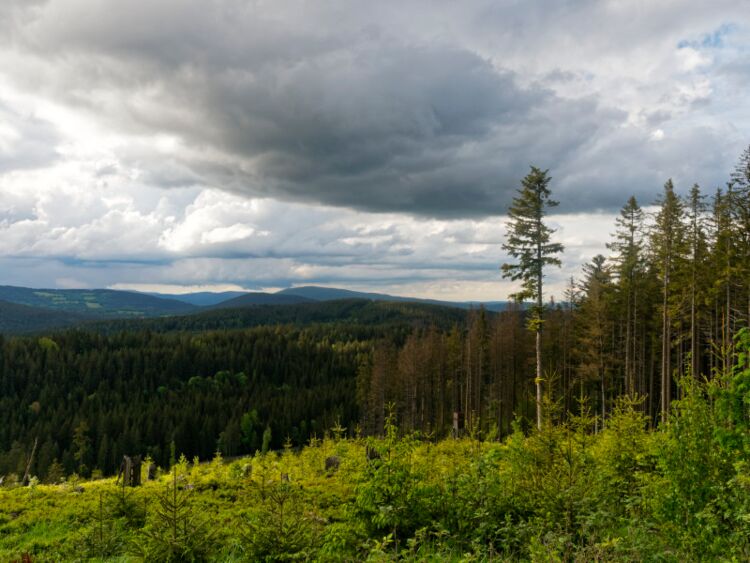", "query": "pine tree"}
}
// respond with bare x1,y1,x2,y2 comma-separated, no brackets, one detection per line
650,179,686,422
684,184,708,378
501,166,564,429
140,466,213,561
73,420,91,477
608,196,646,397
729,145,750,329
576,255,615,425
